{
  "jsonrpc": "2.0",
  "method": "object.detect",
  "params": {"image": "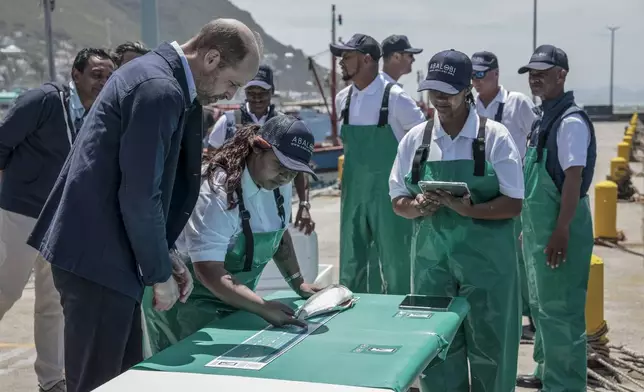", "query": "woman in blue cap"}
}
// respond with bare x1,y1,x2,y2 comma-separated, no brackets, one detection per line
388,50,524,392
143,115,323,354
